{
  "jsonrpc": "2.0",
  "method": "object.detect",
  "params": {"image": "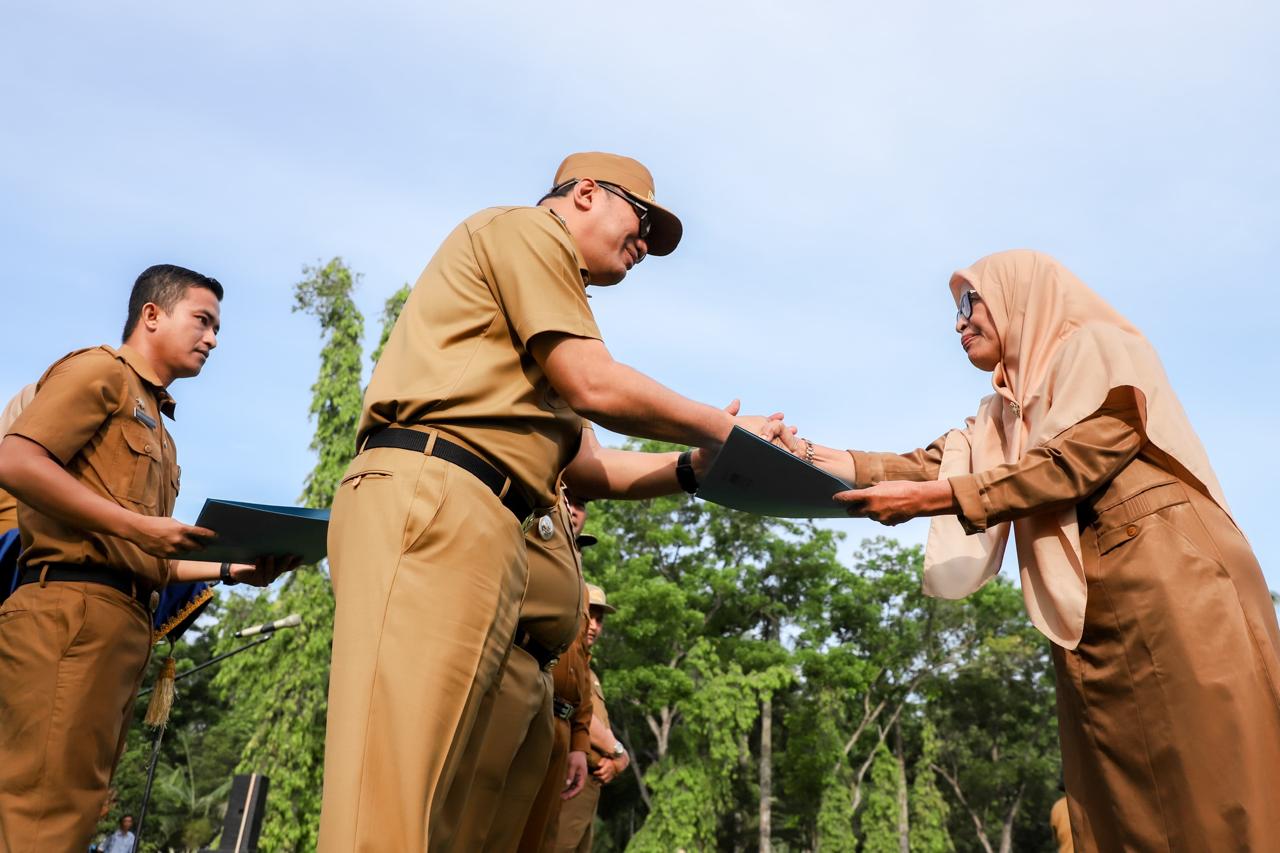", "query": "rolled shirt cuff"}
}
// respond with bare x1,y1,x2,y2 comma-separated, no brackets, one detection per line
949,474,989,534
847,450,882,488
